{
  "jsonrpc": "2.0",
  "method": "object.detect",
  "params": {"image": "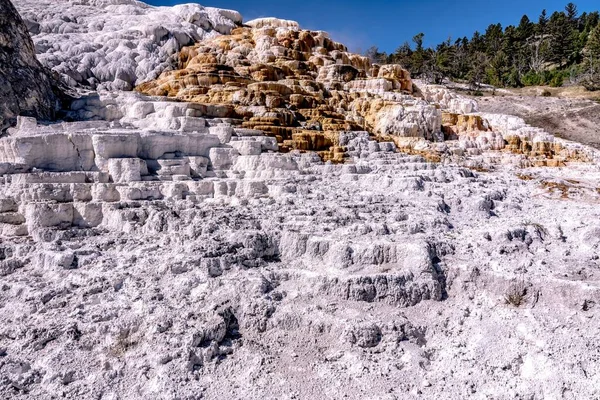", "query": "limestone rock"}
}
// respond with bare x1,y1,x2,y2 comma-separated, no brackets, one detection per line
418,83,479,114
136,20,419,160
108,158,147,183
